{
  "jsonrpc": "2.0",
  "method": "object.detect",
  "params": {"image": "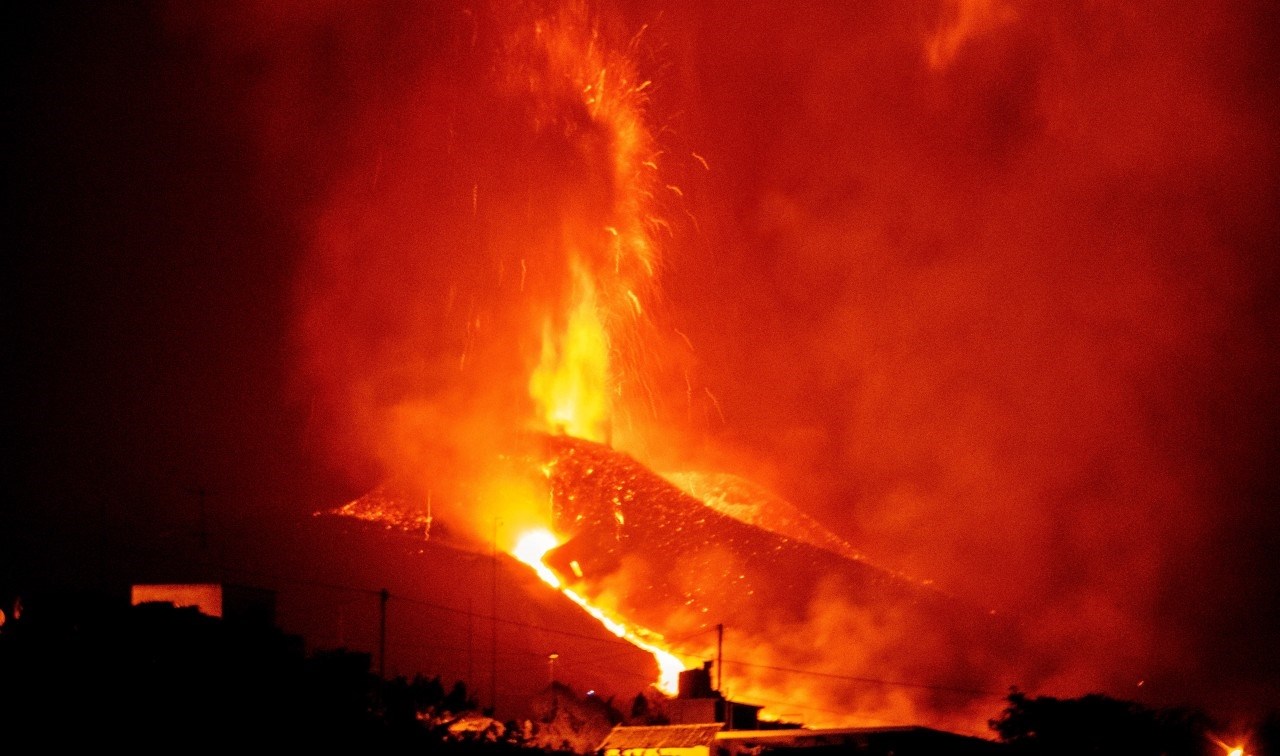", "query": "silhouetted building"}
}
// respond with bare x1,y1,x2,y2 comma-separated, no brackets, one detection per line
2,588,311,746
678,663,717,699
669,662,762,730
130,583,276,626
